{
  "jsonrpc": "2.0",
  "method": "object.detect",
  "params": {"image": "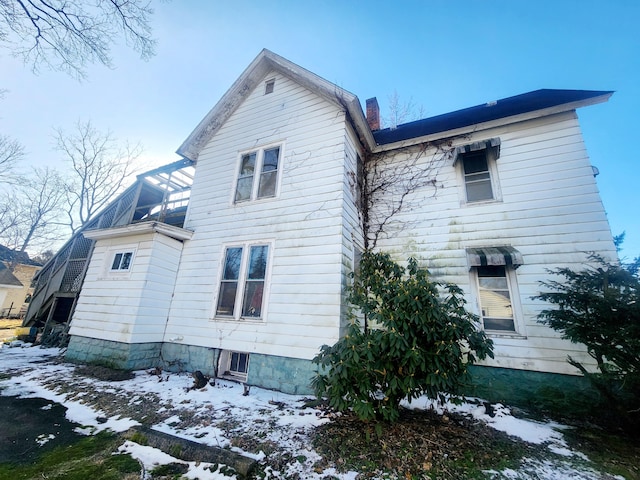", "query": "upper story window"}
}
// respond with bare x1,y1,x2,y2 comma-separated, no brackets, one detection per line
235,146,281,203
456,138,501,204
265,79,275,94
216,243,270,320
462,151,494,202
111,251,134,271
